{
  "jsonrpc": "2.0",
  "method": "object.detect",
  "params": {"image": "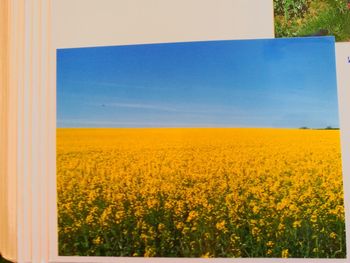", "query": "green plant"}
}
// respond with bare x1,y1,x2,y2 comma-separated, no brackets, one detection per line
274,0,350,41
298,7,350,41
326,0,349,14
274,0,311,19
